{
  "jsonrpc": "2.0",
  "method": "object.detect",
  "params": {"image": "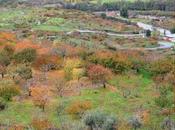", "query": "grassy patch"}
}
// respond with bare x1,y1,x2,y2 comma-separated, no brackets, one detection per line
0,101,38,125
